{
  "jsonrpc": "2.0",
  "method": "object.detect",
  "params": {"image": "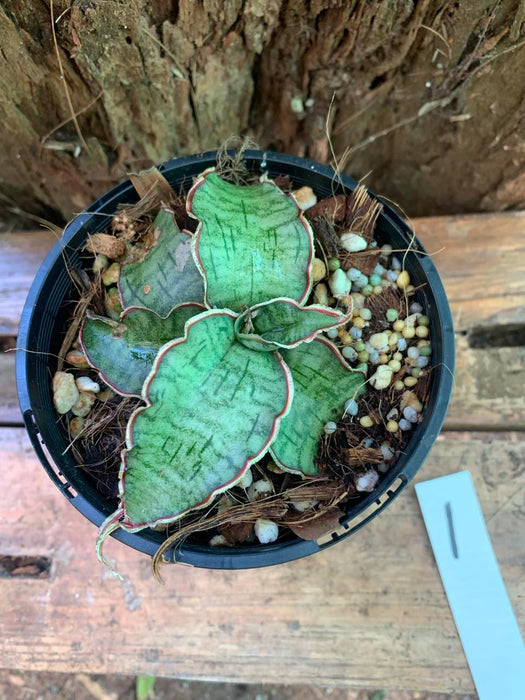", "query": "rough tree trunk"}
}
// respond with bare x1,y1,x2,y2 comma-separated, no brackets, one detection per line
1,0,524,221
